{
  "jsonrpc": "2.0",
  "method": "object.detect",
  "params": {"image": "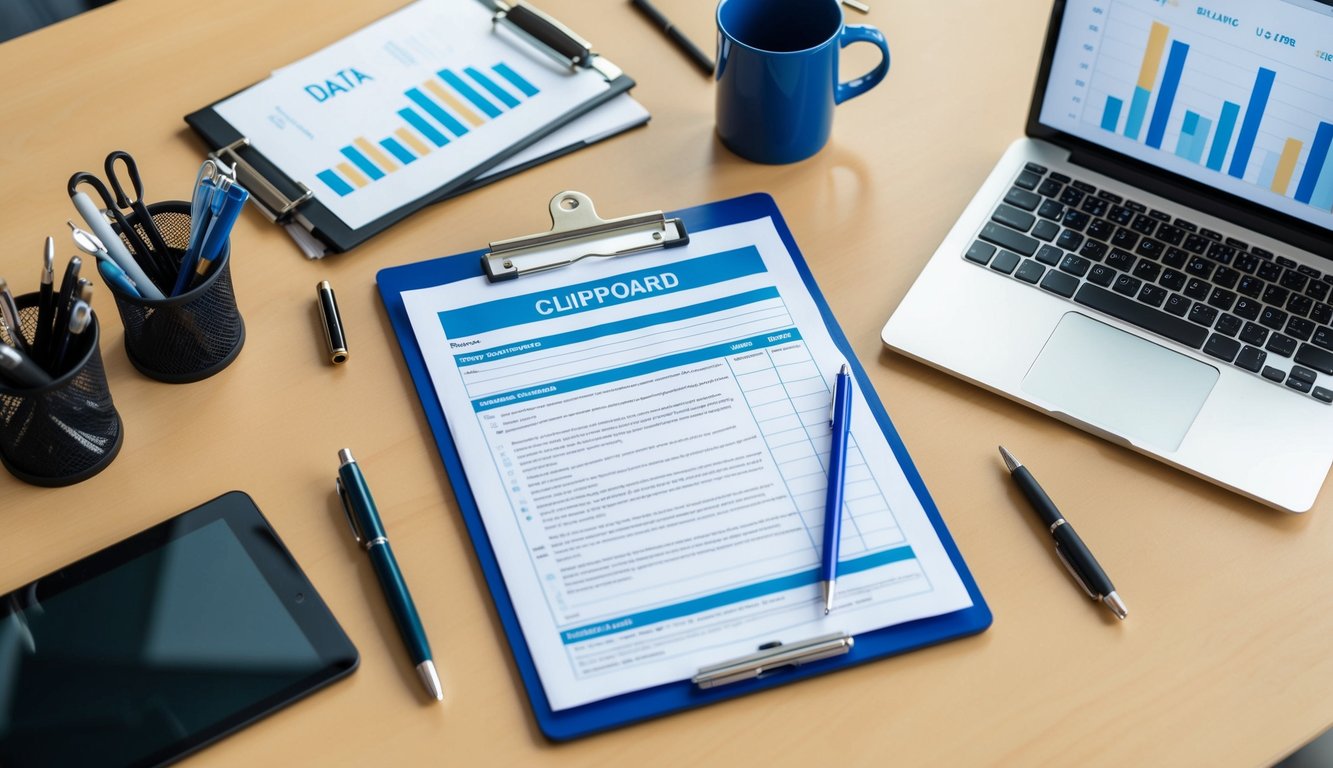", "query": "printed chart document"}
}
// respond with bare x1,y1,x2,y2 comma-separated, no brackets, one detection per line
214,0,617,230
401,217,974,711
